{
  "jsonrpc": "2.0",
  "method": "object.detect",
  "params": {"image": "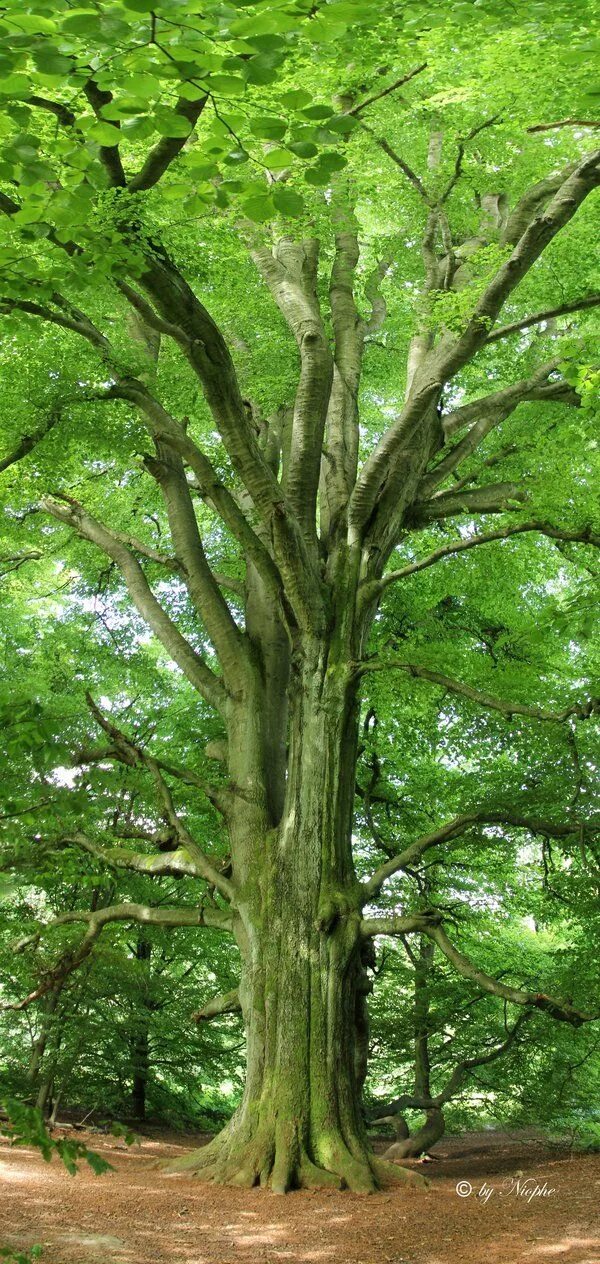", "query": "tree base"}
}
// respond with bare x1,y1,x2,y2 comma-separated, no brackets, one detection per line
164,1124,428,1193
